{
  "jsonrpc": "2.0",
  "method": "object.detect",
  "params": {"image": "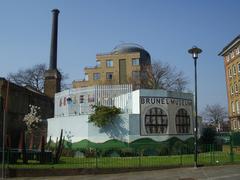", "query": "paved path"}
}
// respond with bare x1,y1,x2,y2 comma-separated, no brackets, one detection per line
6,164,240,180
